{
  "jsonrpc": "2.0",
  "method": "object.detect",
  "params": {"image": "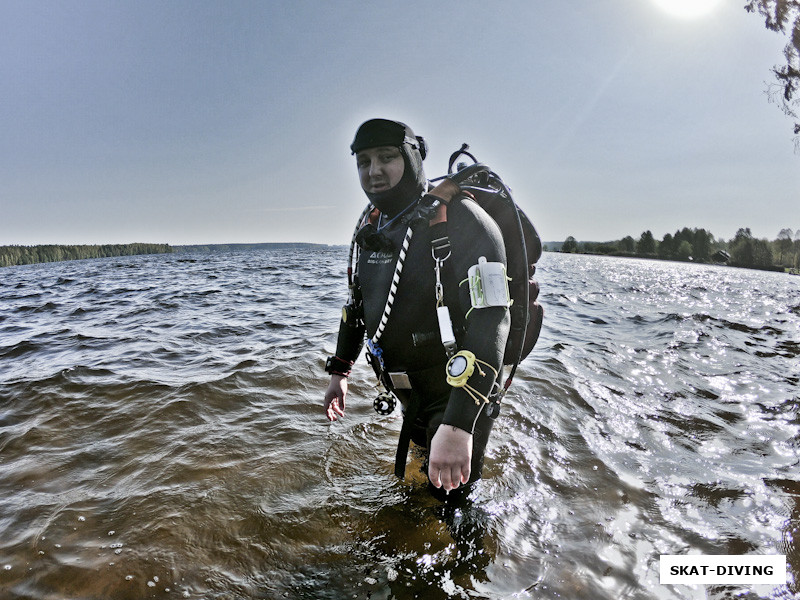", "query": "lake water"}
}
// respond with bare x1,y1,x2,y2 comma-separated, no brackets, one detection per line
0,248,798,600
